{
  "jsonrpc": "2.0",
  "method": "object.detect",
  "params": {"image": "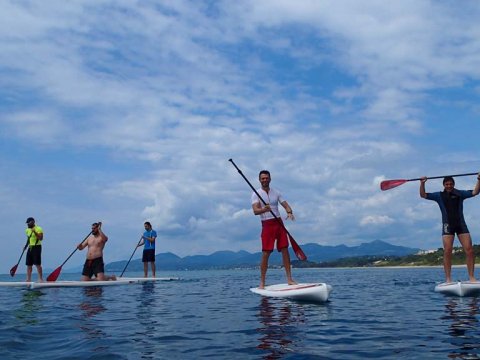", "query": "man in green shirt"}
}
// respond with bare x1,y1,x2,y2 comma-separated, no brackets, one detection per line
25,217,44,282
